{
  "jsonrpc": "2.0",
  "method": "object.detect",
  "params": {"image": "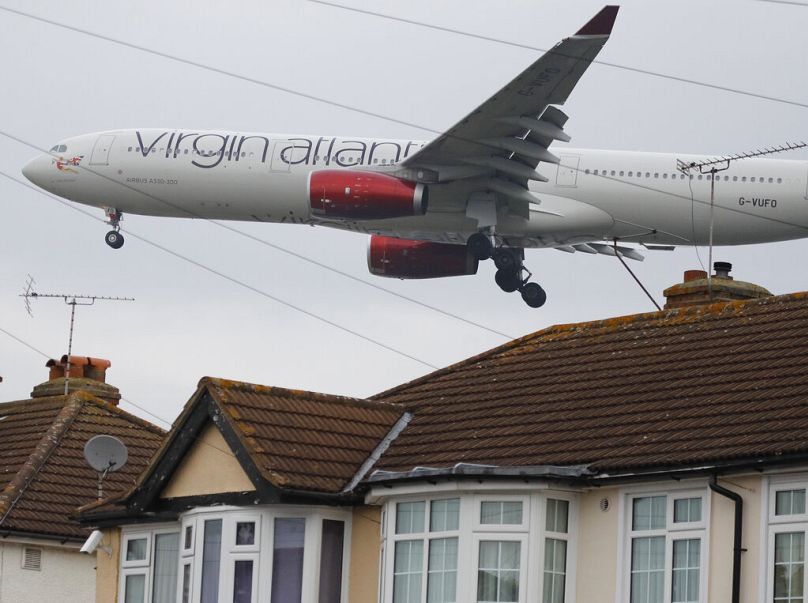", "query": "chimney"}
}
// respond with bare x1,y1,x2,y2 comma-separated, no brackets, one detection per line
31,355,121,405
663,262,772,309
